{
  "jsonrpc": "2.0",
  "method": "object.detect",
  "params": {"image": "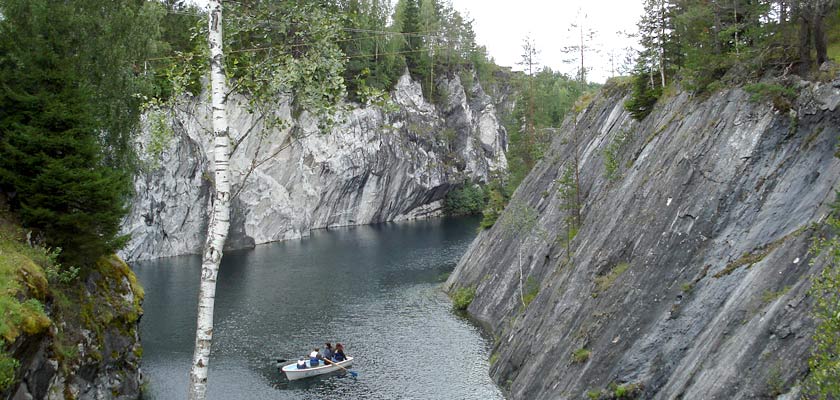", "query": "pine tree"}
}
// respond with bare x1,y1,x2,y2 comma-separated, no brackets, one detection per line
401,0,424,77
0,0,147,266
